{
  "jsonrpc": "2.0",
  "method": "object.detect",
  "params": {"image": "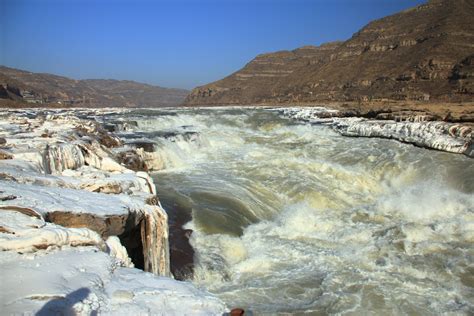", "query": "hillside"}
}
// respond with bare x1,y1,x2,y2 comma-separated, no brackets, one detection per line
0,66,188,107
185,0,474,110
